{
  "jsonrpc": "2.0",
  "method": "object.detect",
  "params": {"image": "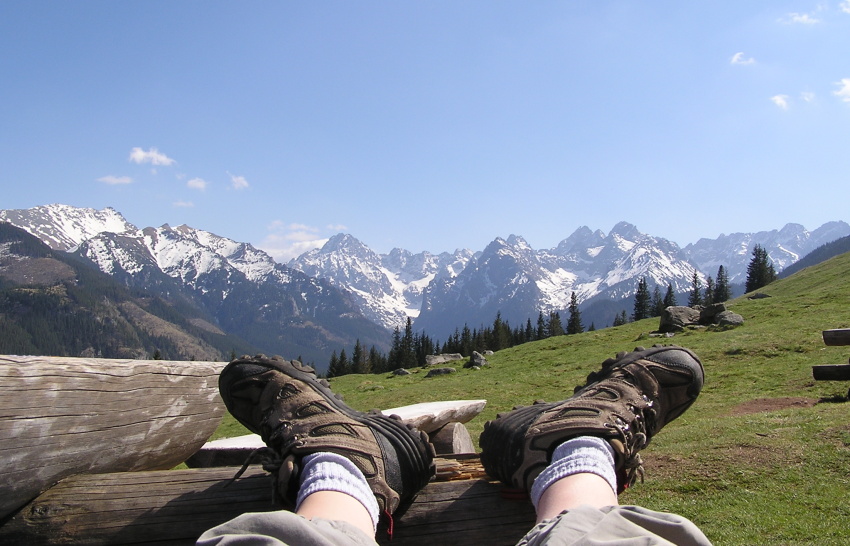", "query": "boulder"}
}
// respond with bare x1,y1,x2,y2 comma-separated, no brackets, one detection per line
716,310,744,327
659,306,701,332
424,353,464,367
699,303,727,325
425,367,456,378
392,368,411,376
465,351,488,369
